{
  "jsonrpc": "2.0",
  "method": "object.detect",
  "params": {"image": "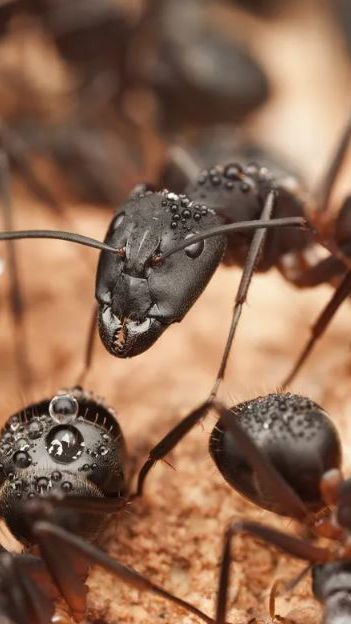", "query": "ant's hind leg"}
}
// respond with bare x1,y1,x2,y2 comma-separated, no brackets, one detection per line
281,270,351,388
